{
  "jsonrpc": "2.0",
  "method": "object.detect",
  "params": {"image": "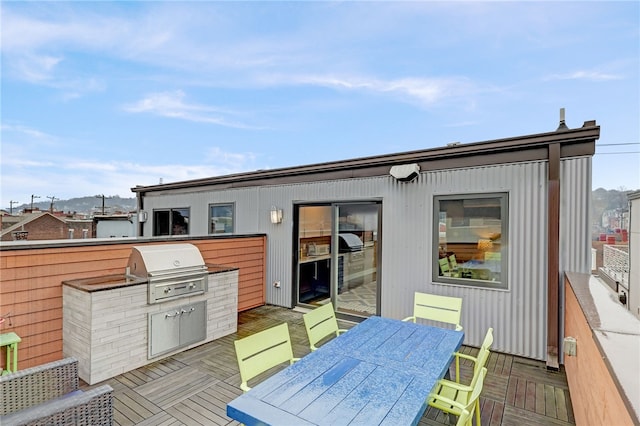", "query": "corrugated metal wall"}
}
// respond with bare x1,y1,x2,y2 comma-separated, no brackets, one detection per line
140,157,592,361
381,162,550,360
558,157,593,363
560,157,593,273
